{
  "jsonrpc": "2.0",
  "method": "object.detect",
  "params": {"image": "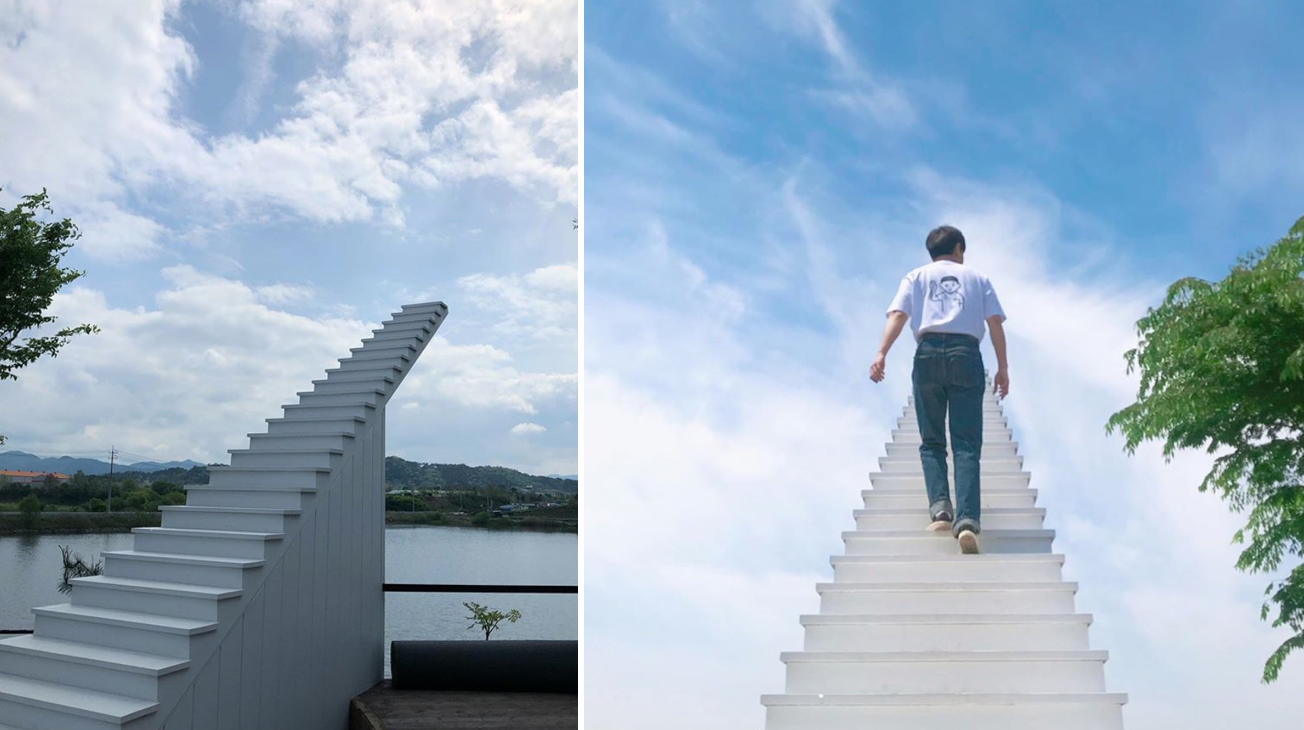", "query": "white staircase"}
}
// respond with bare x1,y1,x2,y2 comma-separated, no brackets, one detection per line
0,302,447,730
762,386,1127,729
